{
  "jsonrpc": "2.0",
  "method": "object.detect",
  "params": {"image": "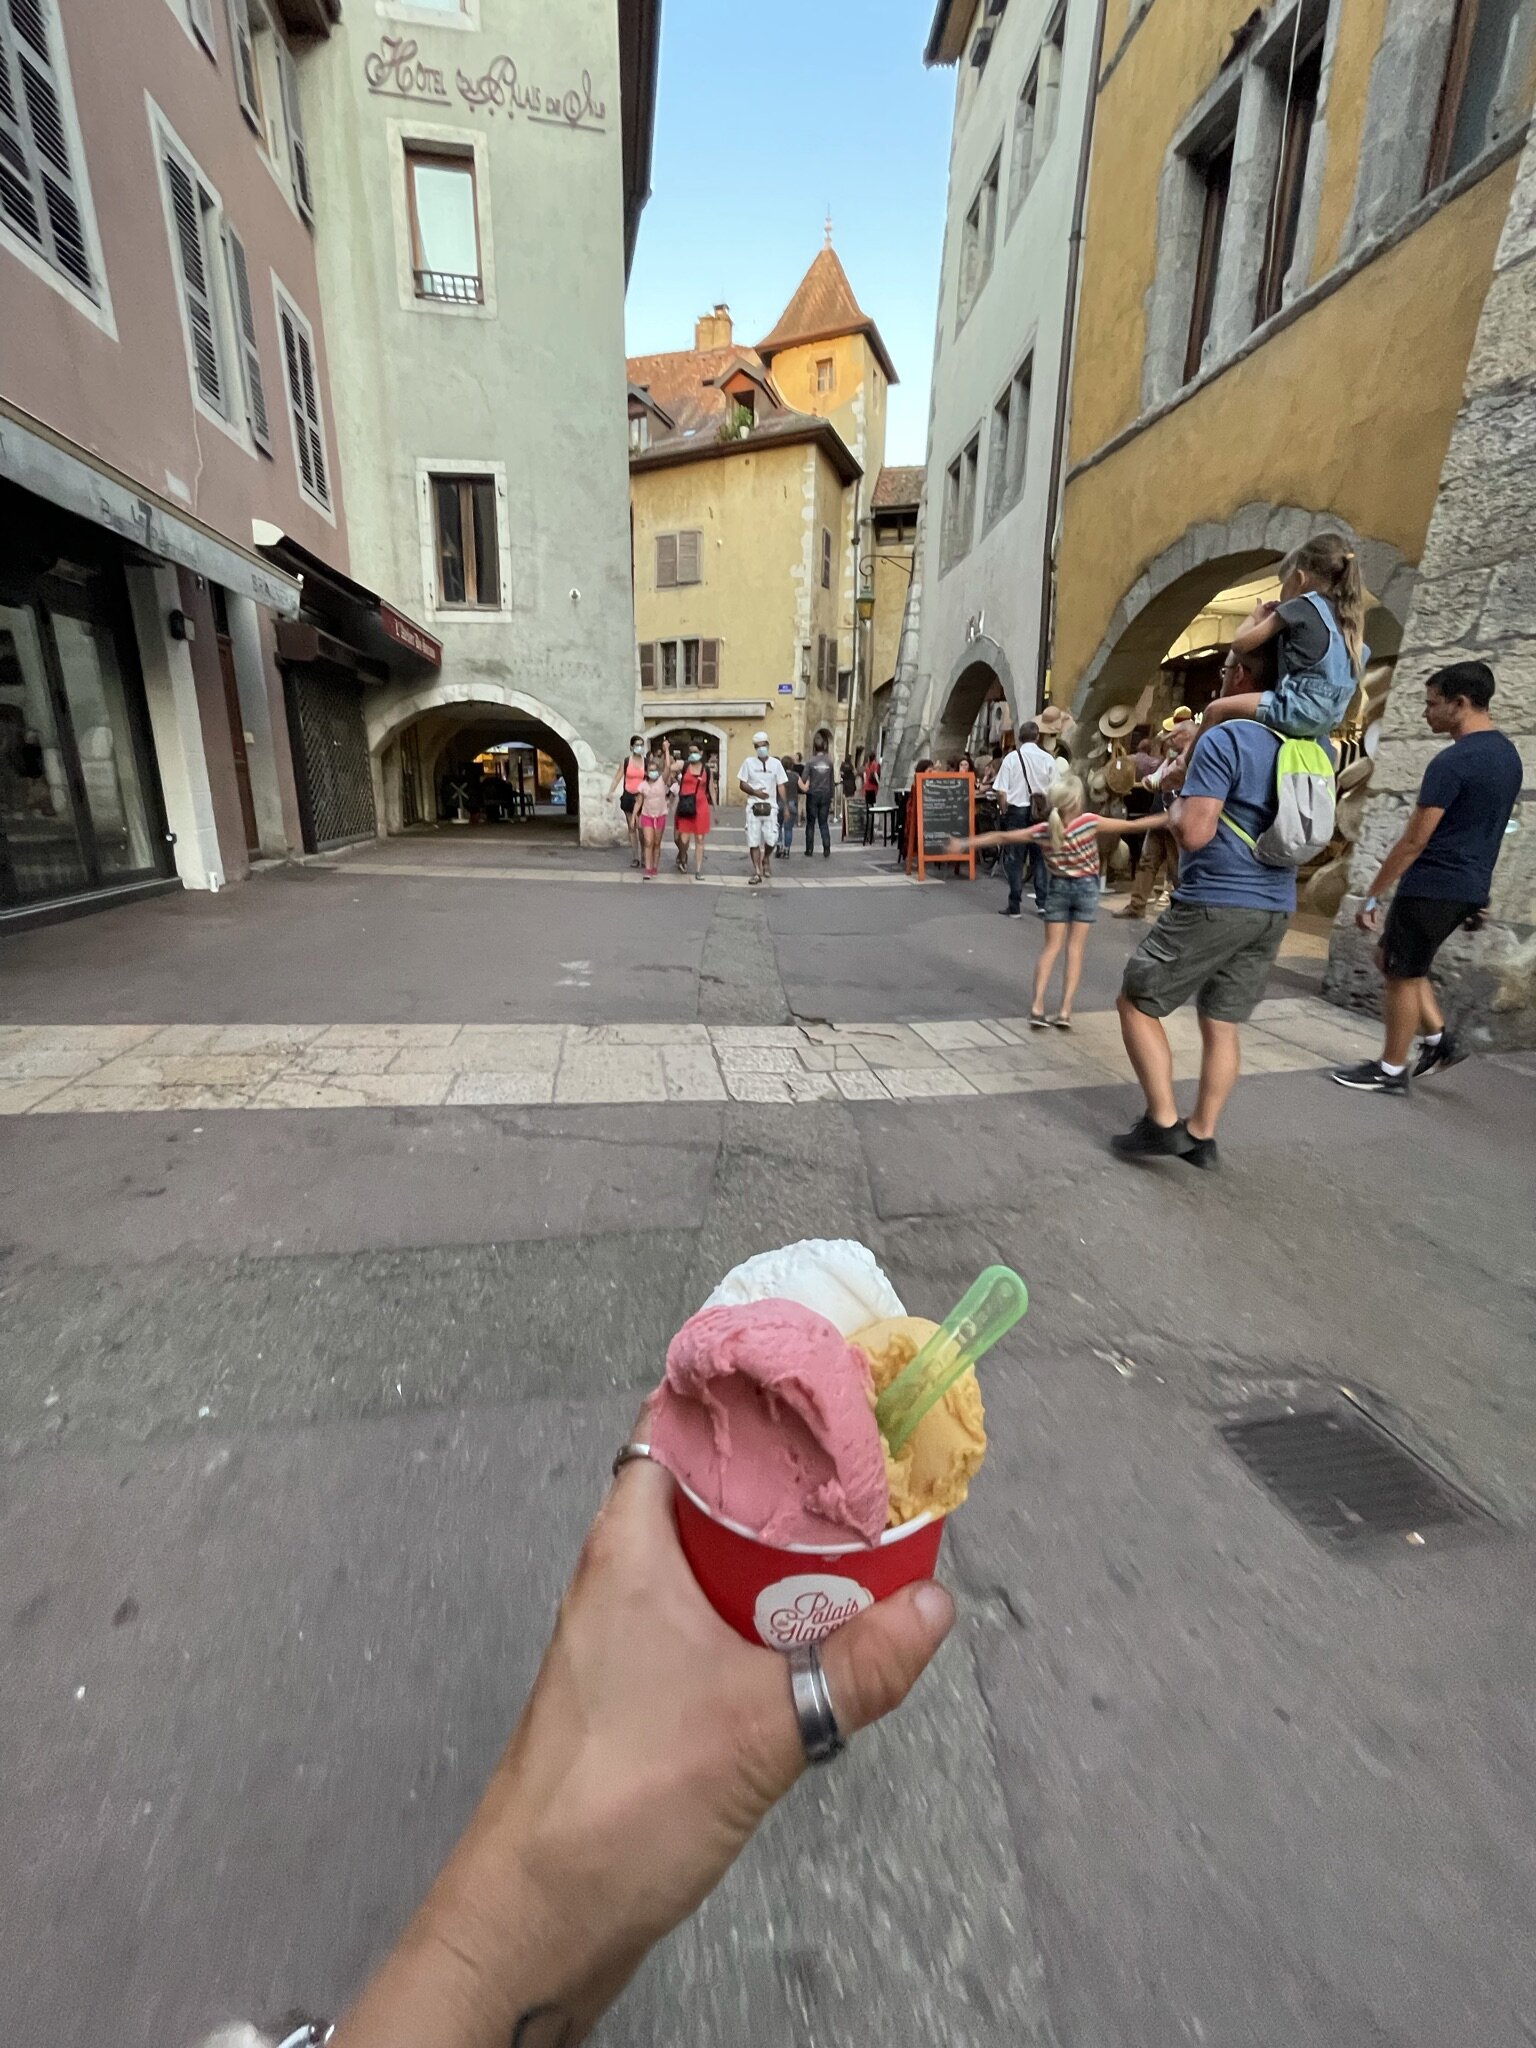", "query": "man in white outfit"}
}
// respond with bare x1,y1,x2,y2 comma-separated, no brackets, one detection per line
989,721,1057,915
738,729,788,886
